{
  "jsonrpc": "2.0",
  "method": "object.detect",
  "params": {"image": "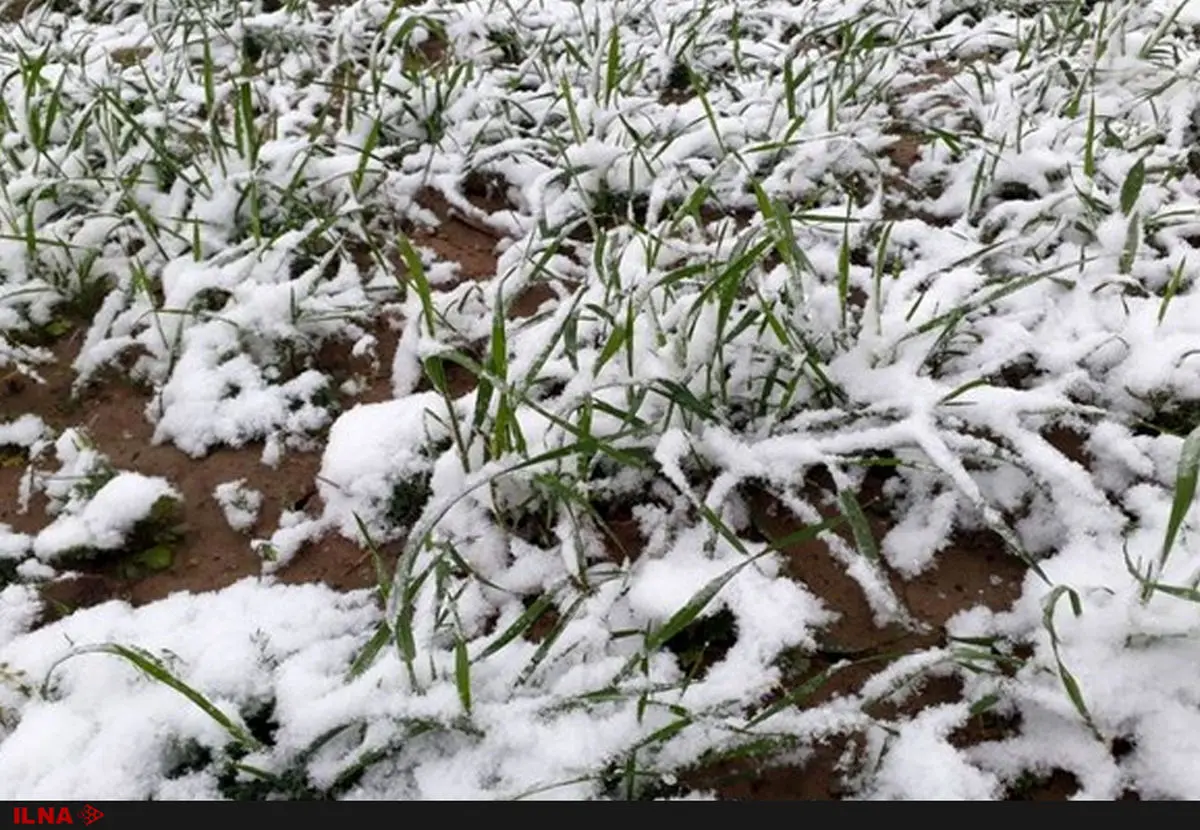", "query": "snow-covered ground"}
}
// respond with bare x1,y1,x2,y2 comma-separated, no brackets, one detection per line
3,0,1200,800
